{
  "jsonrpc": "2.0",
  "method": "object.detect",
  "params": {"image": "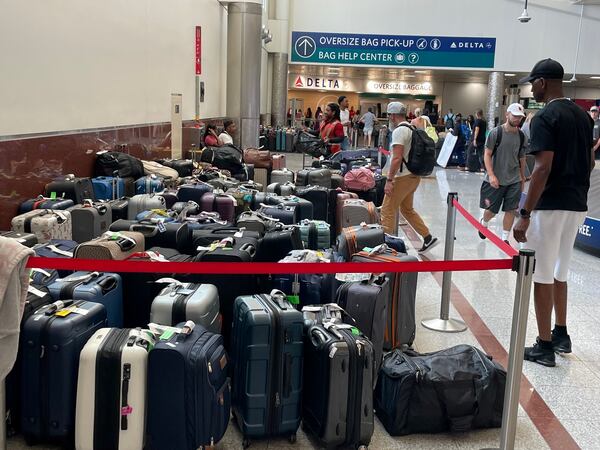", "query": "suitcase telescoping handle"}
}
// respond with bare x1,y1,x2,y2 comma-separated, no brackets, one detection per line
45,300,74,316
